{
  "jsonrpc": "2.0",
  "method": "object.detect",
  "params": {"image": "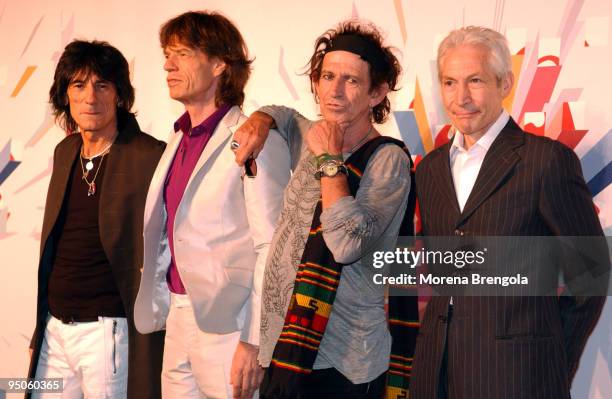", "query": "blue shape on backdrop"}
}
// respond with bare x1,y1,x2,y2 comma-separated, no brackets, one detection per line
394,110,425,157
581,129,612,182
0,160,20,187
587,161,611,198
